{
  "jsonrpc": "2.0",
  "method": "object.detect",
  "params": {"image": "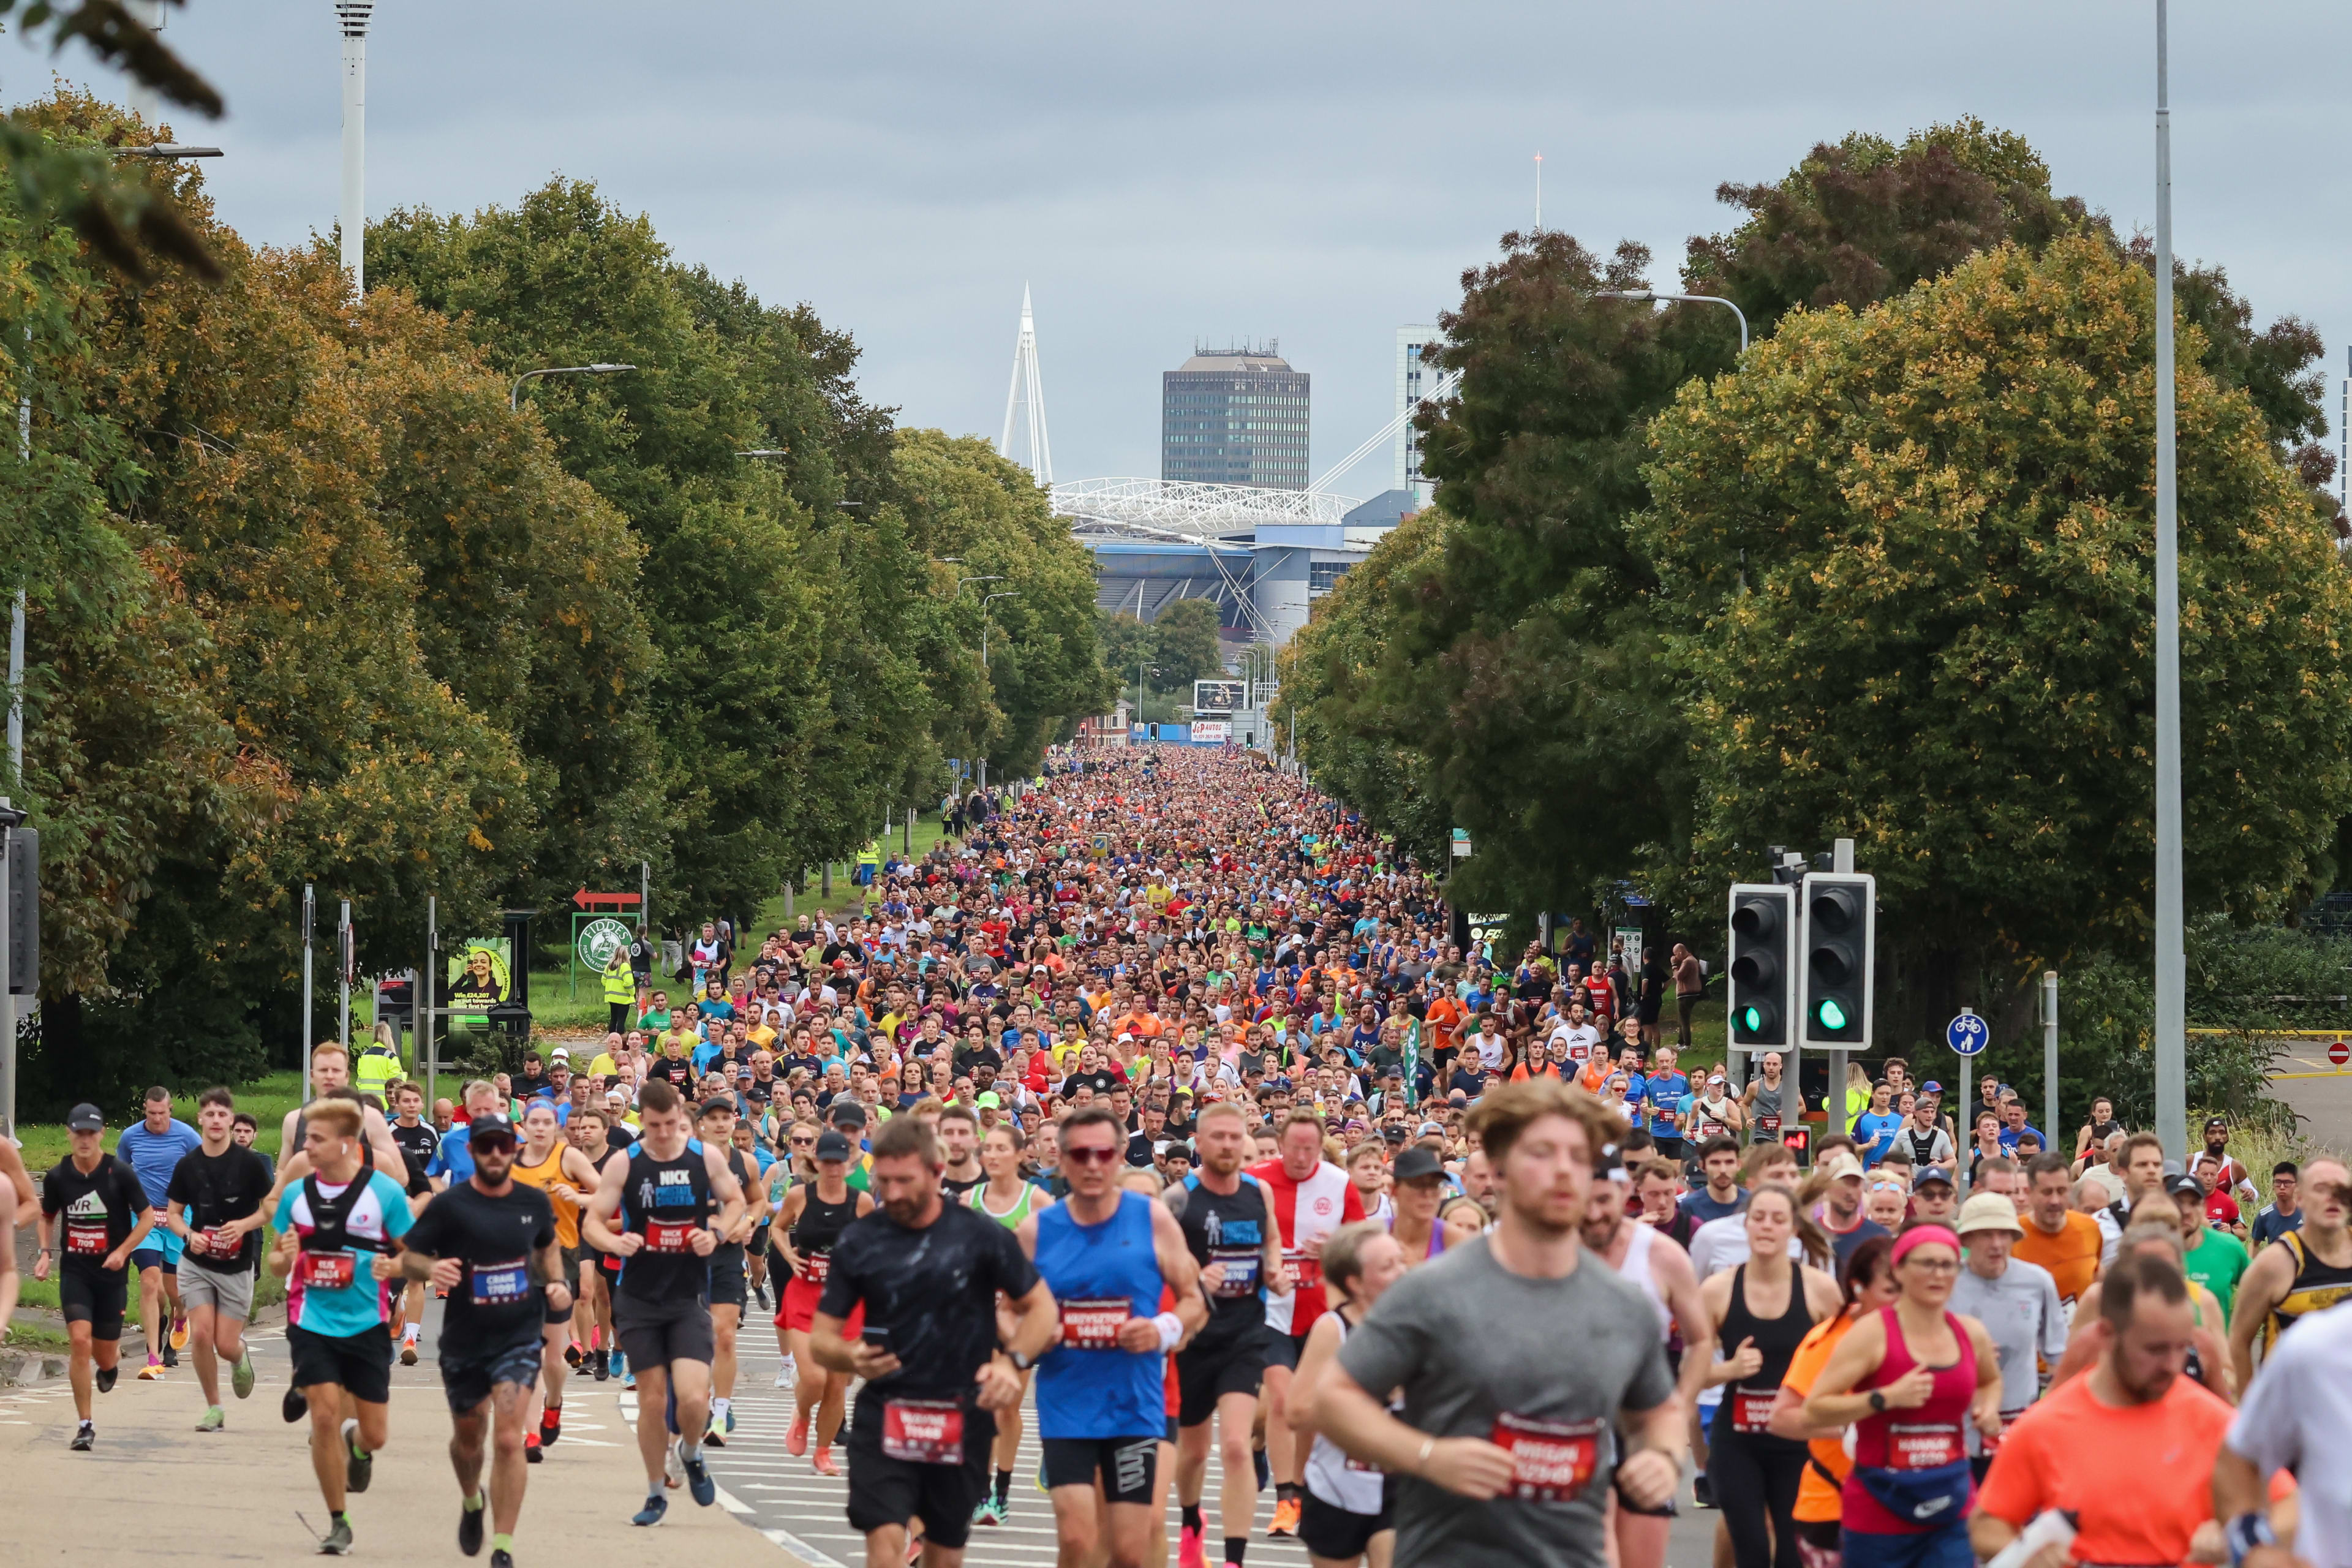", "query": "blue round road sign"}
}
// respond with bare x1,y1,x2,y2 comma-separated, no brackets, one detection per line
1945,1011,1989,1057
